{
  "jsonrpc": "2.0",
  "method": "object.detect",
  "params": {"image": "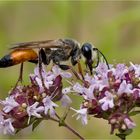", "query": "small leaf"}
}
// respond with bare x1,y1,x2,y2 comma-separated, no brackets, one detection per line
123,129,133,135
32,119,43,131
116,129,133,139
129,110,140,116
116,133,126,140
